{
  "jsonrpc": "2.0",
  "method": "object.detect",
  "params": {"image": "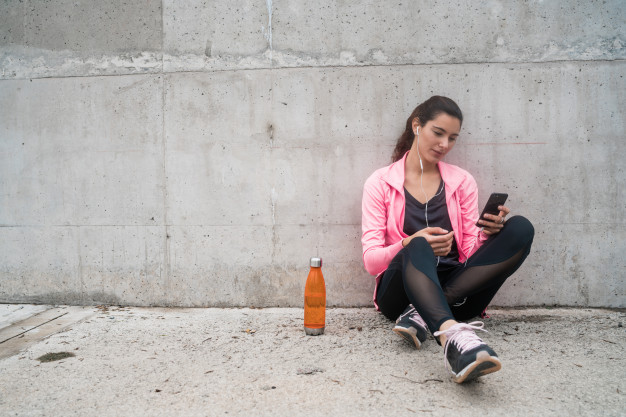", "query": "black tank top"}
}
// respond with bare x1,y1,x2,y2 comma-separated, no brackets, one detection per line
403,180,461,267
